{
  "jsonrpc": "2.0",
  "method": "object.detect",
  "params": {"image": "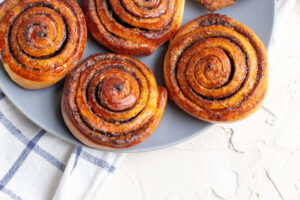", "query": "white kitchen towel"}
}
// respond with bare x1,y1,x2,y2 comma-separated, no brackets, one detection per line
53,146,124,200
0,0,295,200
0,91,125,200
